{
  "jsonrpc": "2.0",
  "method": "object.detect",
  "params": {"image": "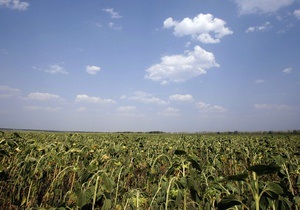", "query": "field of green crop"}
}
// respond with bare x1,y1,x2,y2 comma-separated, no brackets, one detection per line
0,130,299,210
